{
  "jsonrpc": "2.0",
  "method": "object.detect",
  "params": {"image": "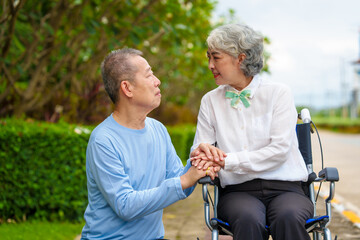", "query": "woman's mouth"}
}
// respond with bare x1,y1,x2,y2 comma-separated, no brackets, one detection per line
213,73,220,78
